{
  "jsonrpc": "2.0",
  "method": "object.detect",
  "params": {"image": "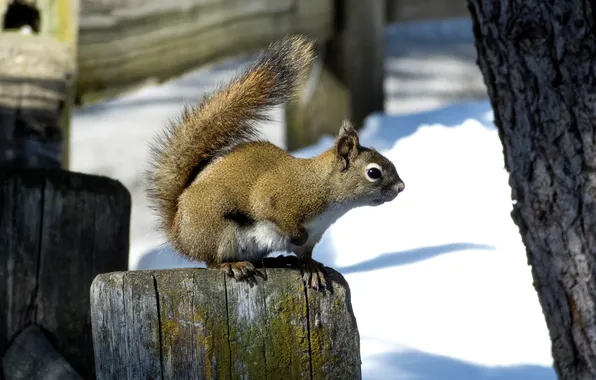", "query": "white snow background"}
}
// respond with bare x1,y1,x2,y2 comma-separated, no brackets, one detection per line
71,18,558,379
